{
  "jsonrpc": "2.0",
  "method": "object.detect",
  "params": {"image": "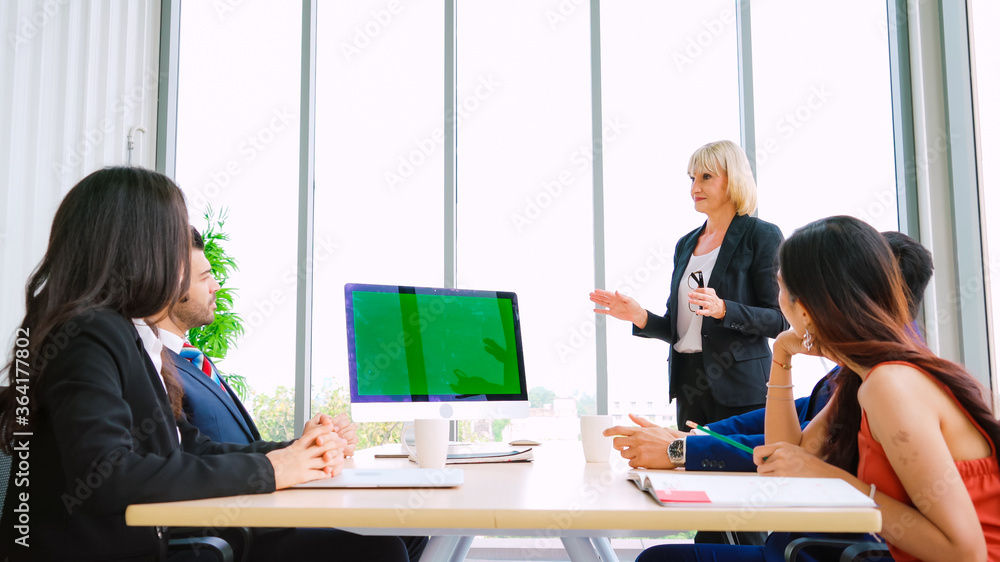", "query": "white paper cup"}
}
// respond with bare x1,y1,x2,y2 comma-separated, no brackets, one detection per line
401,419,450,469
580,415,614,463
